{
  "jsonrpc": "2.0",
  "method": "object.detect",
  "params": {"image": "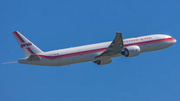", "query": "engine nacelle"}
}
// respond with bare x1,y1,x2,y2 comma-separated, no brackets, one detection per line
122,46,141,57
94,58,112,65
